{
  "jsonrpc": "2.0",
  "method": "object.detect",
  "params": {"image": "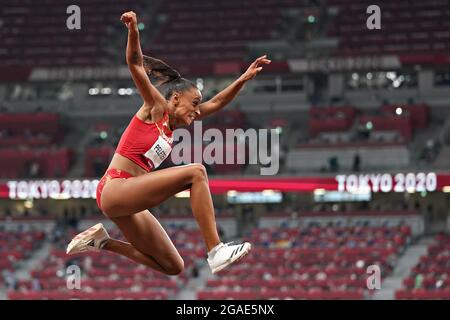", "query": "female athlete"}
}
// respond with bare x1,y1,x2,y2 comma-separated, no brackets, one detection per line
66,11,271,275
